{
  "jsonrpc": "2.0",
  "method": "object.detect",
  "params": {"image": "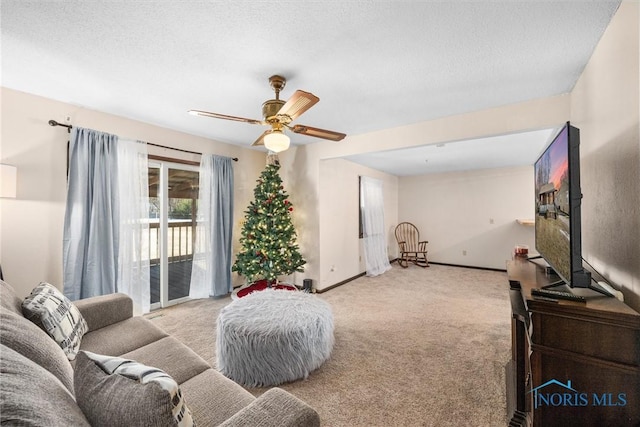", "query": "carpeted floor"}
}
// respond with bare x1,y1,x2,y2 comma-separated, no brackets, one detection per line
147,264,512,427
